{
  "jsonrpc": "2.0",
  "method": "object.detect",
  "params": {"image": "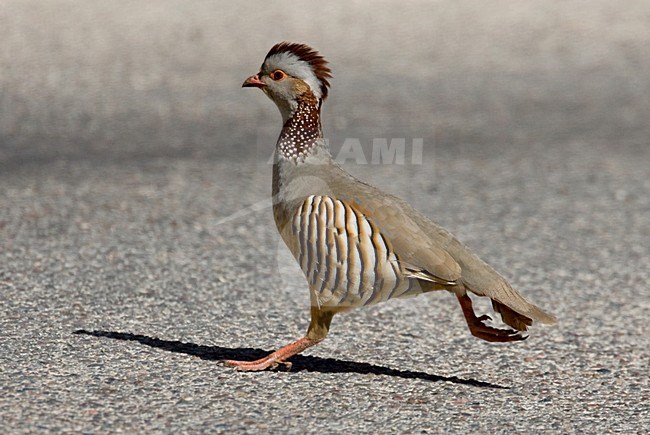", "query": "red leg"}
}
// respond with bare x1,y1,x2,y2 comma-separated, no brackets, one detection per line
456,293,527,342
223,308,336,371
223,337,321,371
